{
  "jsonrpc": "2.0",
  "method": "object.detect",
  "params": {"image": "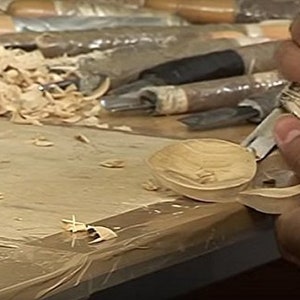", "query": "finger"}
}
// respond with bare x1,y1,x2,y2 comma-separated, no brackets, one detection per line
290,14,300,46
276,207,300,266
275,40,300,82
274,114,300,177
